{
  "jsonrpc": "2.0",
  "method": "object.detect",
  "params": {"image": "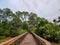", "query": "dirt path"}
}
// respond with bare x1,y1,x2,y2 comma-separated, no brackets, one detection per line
20,33,37,45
